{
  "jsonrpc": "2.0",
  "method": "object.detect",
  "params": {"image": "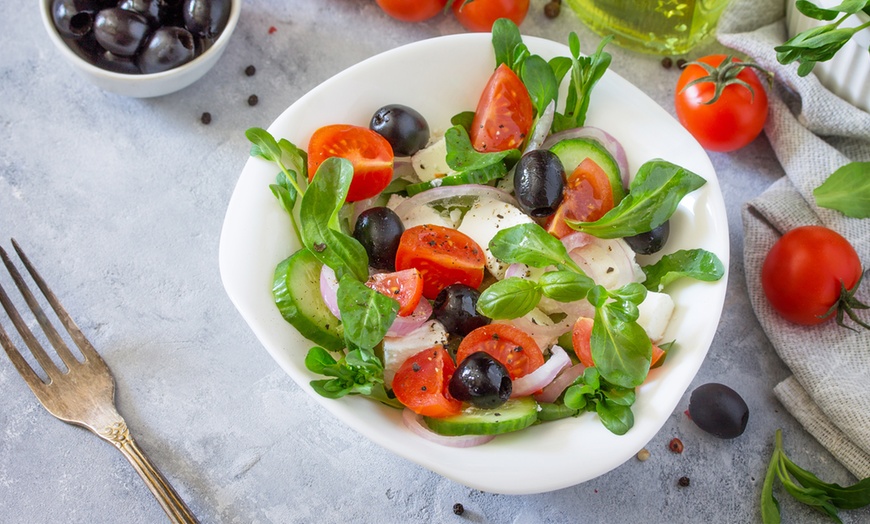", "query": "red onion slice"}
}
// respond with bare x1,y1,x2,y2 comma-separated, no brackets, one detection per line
386,298,432,337
534,363,586,404
319,264,342,320
541,126,630,189
511,344,571,398
402,408,495,447
392,184,517,225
